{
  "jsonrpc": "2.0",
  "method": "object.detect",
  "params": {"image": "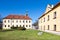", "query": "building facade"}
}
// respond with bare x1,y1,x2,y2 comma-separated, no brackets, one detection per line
38,3,60,32
3,14,32,29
